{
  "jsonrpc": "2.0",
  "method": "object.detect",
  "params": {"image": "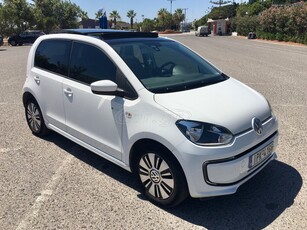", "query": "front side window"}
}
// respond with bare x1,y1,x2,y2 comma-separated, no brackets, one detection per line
34,39,71,76
69,42,117,85
108,38,228,93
